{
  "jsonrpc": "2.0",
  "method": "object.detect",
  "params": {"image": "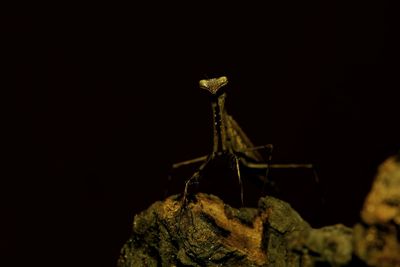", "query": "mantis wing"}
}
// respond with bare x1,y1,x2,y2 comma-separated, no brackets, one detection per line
225,113,265,163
